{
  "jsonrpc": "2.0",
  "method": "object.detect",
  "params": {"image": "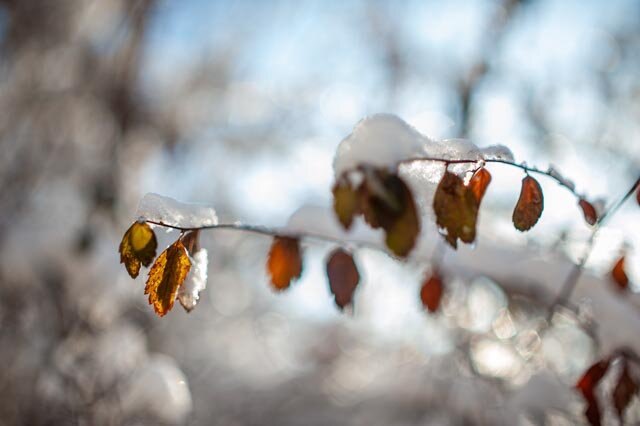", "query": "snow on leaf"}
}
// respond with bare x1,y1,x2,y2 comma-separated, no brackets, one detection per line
512,176,544,232
333,114,430,178
178,249,208,313
576,359,610,426
145,239,192,317
267,236,303,291
119,221,157,279
579,199,598,226
433,171,478,249
420,271,444,313
326,248,360,310
612,360,638,422
332,175,359,230
611,256,629,291
136,193,218,228
467,167,492,205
